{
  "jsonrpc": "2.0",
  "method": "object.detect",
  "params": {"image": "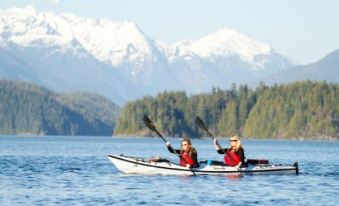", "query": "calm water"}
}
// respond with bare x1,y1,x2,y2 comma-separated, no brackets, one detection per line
0,136,338,206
